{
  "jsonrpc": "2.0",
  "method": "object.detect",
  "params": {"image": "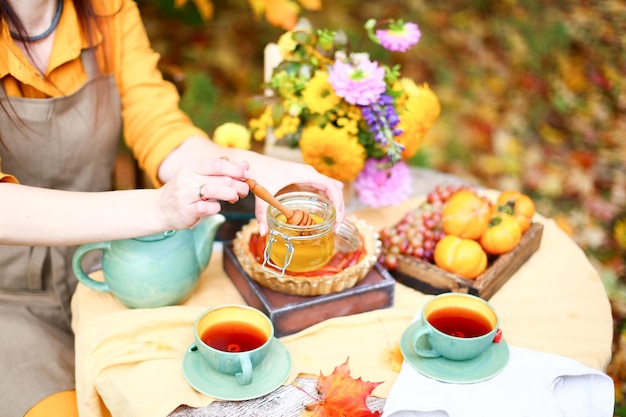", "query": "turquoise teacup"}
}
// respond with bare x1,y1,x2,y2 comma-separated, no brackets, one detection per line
412,293,501,361
192,305,274,385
